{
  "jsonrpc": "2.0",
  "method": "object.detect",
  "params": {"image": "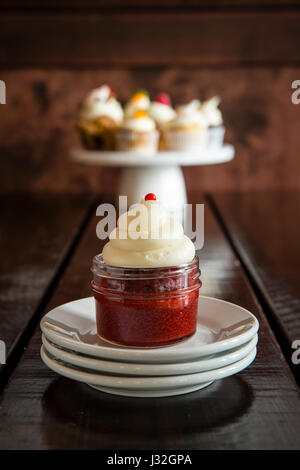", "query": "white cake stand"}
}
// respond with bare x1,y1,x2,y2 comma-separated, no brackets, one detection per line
71,145,234,215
